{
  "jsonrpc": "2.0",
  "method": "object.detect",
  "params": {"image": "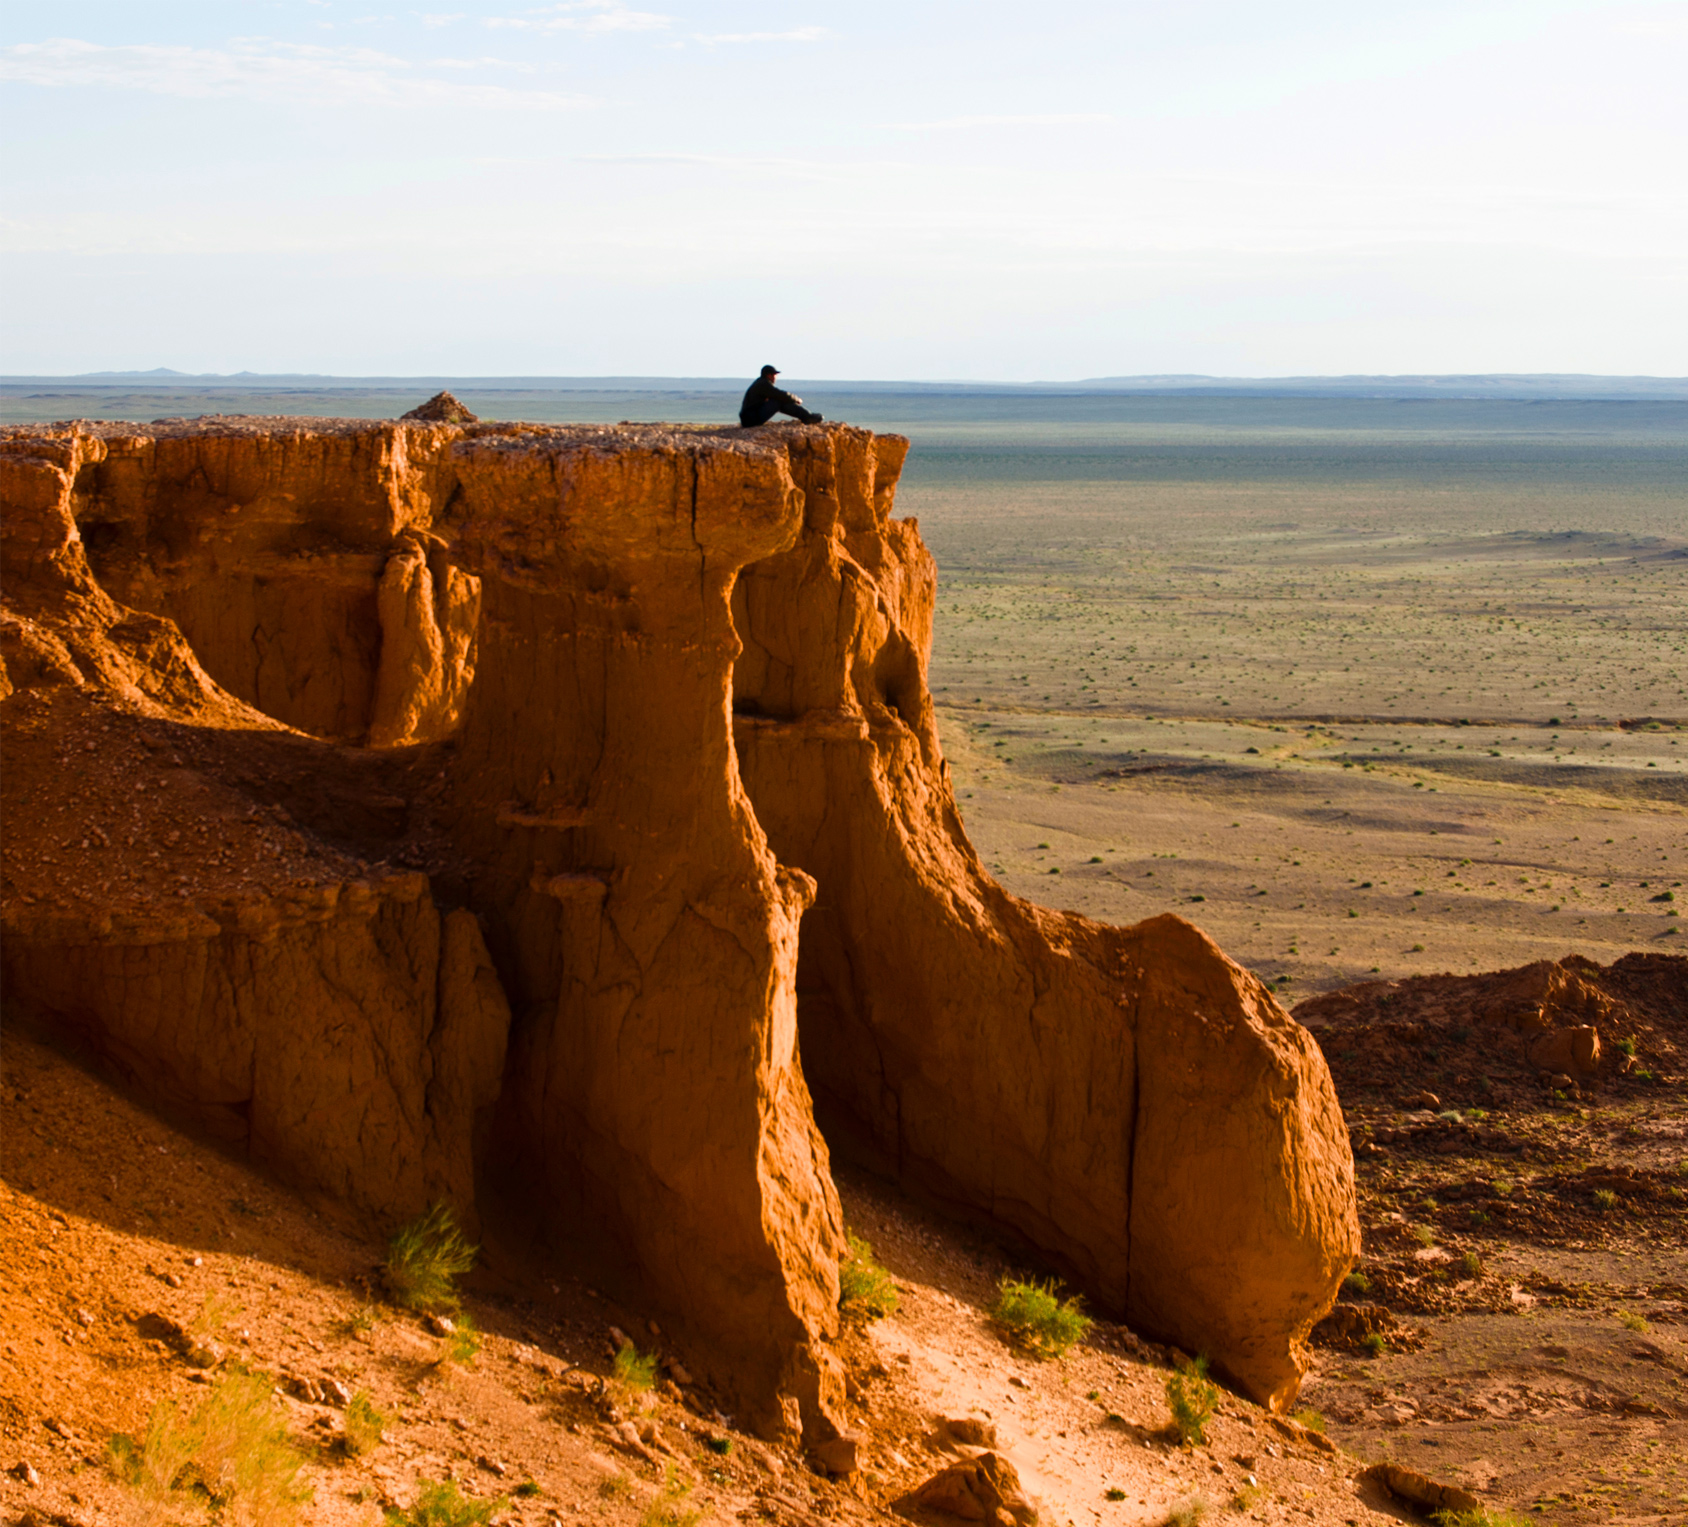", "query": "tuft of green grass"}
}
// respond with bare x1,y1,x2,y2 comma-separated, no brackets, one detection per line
838,1233,900,1321
111,1369,309,1527
1619,1311,1649,1333
1593,1188,1618,1211
341,1392,386,1458
1411,1224,1436,1247
598,1475,634,1501
1616,1037,1637,1057
1291,1408,1325,1433
1459,1251,1484,1279
337,1302,379,1338
1164,1354,1219,1446
1164,1492,1209,1526
383,1204,477,1314
1341,1271,1370,1296
639,1466,701,1527
385,1480,504,1527
1361,1332,1388,1357
446,1312,481,1365
990,1277,1092,1359
612,1341,659,1393
189,1292,233,1340
1430,1510,1536,1527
